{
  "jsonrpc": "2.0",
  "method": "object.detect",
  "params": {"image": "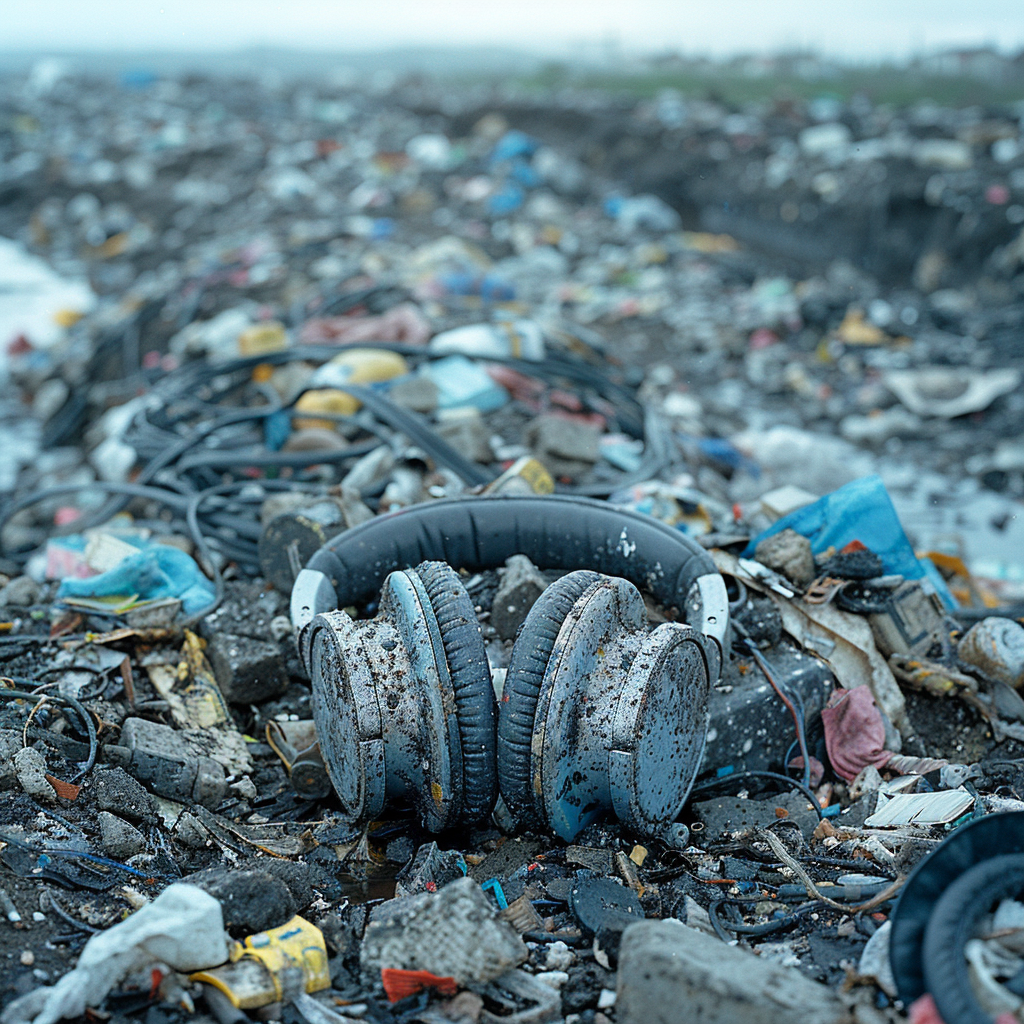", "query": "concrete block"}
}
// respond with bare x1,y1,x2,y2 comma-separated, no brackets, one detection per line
361,876,527,985
207,632,288,703
616,919,853,1024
